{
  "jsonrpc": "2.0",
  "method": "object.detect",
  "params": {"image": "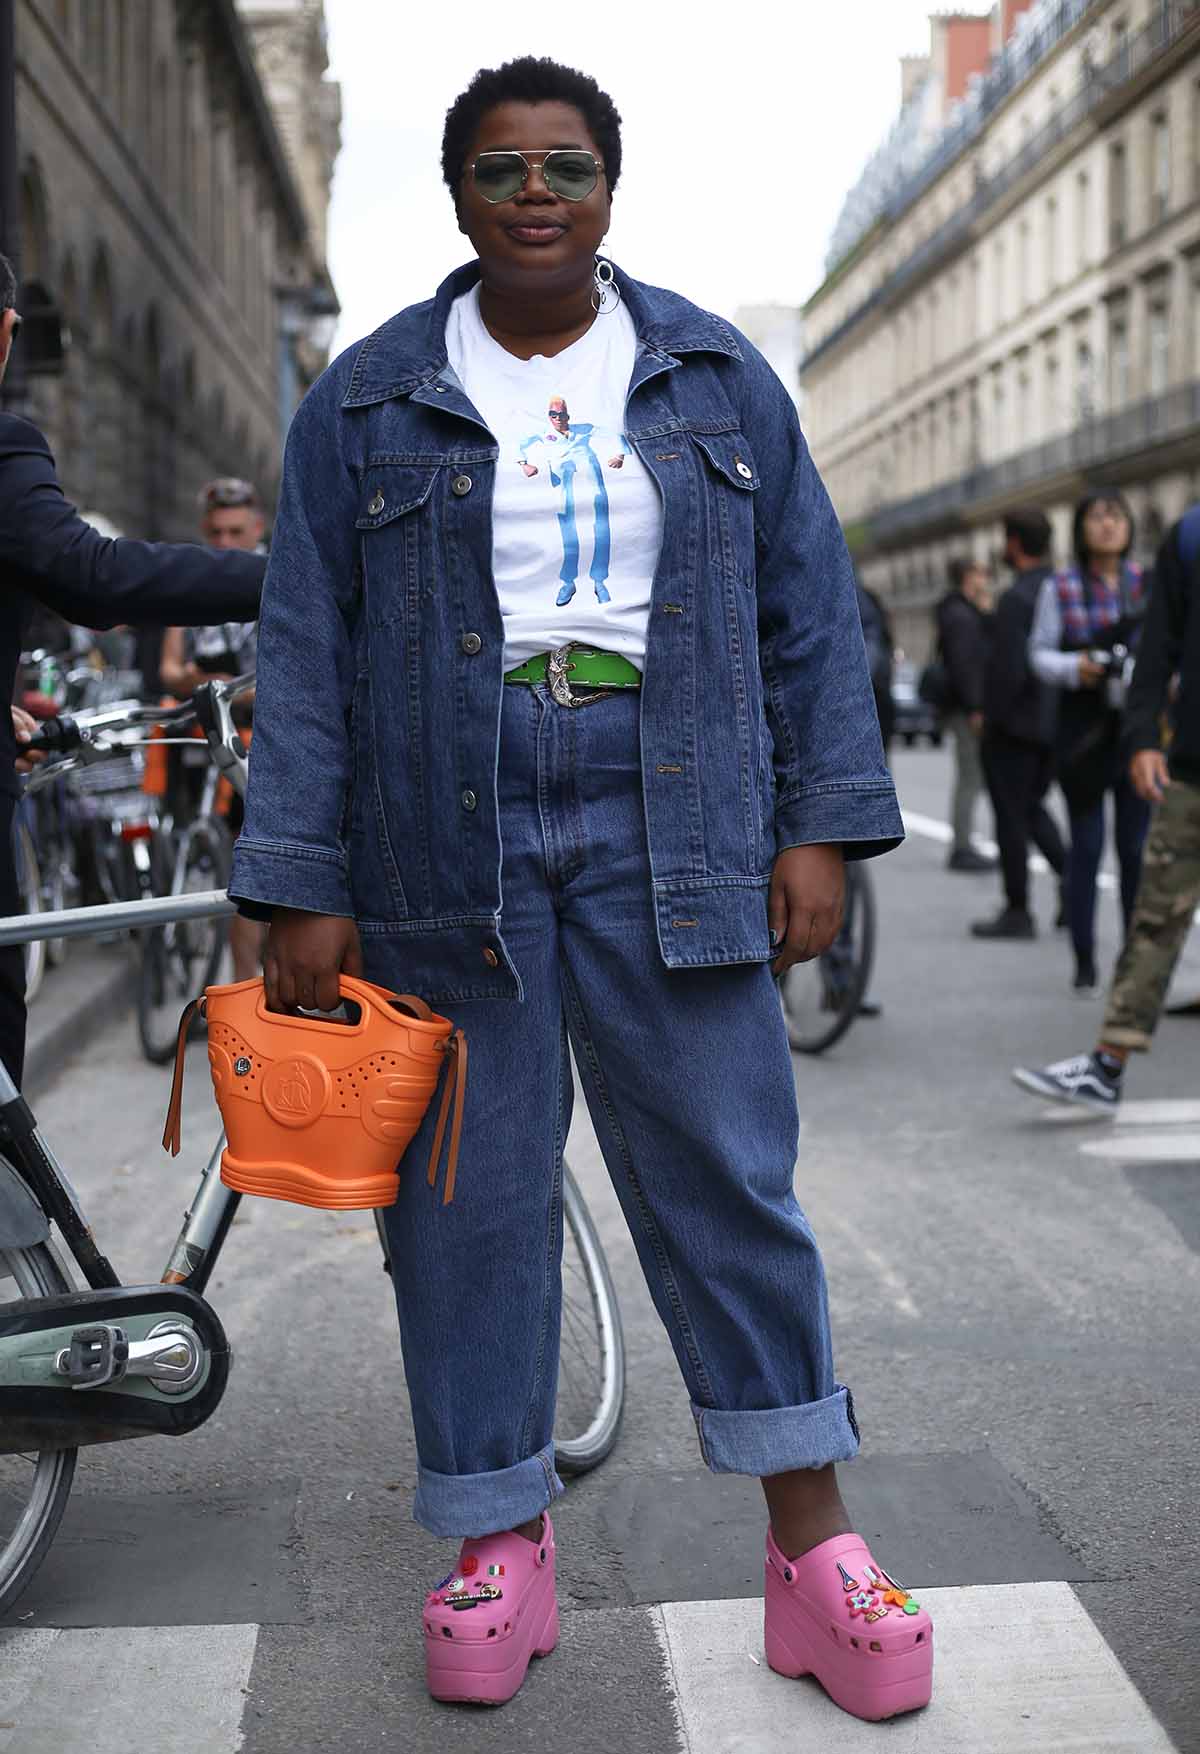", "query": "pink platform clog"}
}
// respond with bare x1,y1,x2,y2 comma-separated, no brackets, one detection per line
423,1512,559,1705
764,1528,934,1721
